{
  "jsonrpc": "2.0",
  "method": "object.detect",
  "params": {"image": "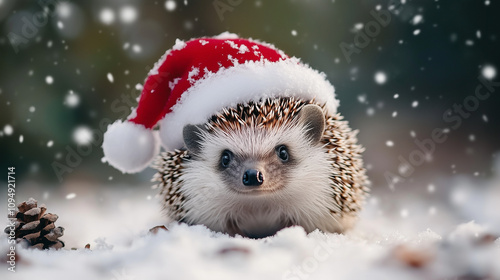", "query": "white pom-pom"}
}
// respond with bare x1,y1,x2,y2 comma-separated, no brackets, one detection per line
102,120,160,173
